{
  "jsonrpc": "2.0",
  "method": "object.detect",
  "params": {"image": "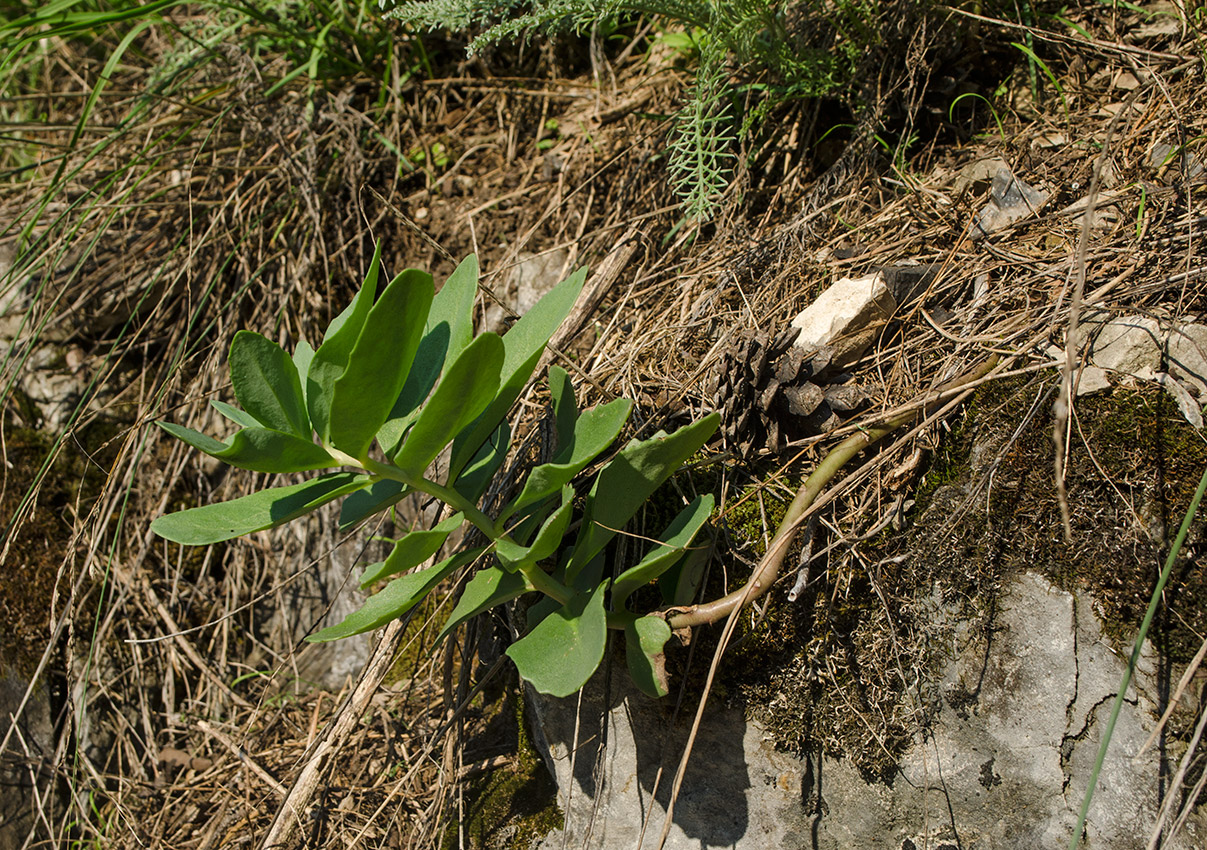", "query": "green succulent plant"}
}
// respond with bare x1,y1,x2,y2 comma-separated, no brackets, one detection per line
153,246,718,697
